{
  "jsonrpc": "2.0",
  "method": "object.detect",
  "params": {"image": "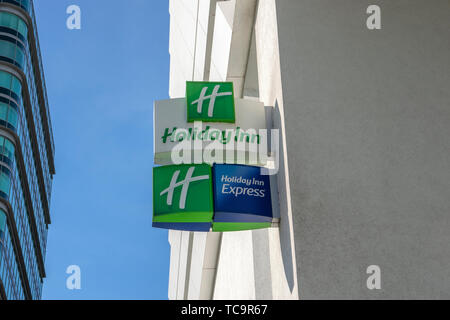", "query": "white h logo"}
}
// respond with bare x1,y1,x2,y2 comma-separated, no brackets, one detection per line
160,167,209,209
191,85,232,118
